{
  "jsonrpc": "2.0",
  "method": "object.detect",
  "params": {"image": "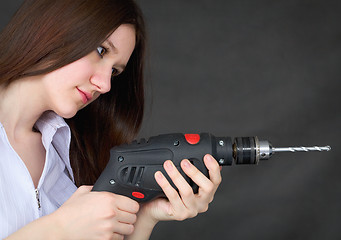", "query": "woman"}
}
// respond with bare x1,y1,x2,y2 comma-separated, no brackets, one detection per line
0,0,222,239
